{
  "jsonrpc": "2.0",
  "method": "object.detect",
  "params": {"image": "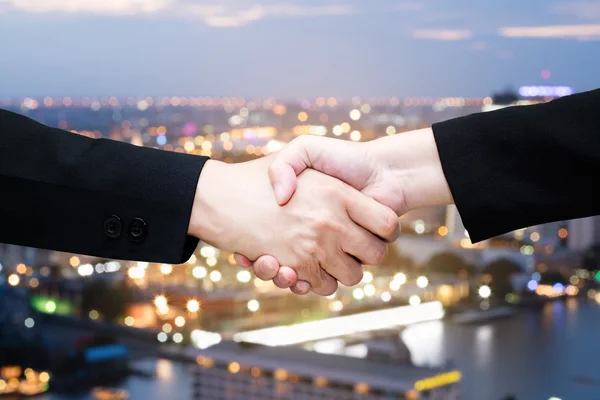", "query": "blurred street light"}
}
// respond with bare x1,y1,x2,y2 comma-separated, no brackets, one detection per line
209,270,222,282
236,270,251,283
248,299,260,312
394,272,407,284
8,274,19,286
154,295,167,309
160,264,172,275
409,295,421,306
353,288,365,300
187,299,200,313
478,285,491,299
362,271,373,283
192,266,207,279
416,276,429,288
